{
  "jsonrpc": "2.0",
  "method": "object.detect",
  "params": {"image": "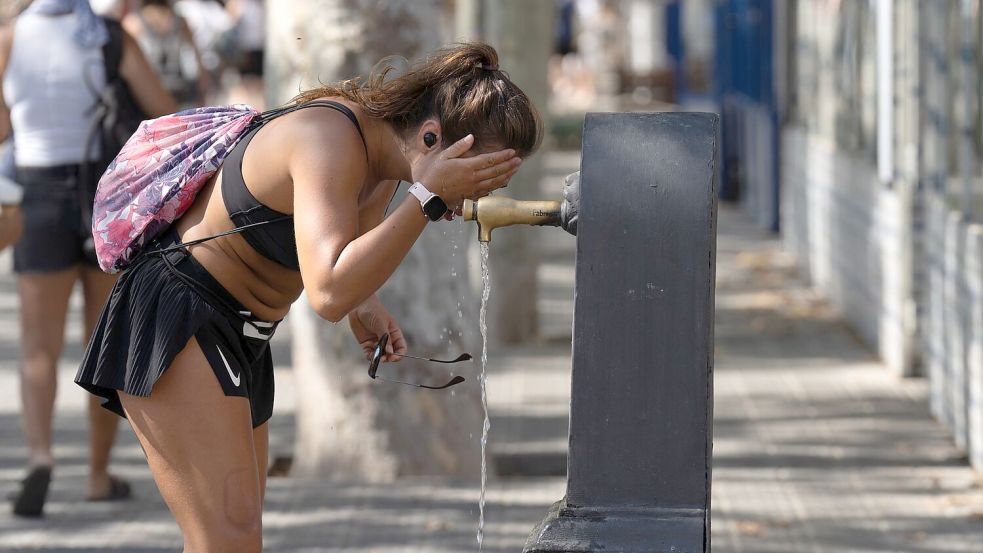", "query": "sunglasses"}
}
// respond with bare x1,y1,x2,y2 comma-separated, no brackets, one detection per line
368,333,469,390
